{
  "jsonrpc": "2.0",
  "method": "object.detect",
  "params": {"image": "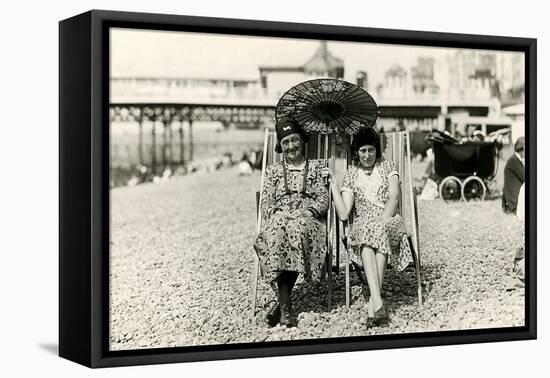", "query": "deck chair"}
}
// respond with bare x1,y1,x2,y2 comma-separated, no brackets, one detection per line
250,129,339,318
341,130,422,308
